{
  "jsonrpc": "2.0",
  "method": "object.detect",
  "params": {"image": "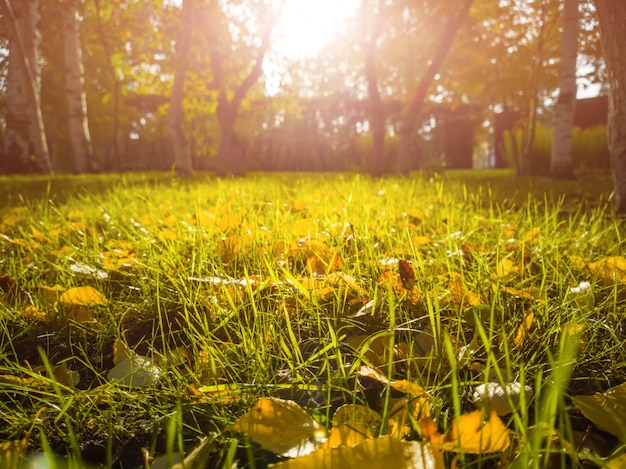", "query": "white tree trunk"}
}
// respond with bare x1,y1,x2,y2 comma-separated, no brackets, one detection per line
168,0,195,178
550,0,579,179
62,0,94,173
596,0,626,216
1,0,51,173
